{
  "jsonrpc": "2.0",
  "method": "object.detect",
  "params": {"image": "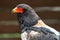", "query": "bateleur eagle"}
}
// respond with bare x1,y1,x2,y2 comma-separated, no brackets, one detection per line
11,4,60,40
